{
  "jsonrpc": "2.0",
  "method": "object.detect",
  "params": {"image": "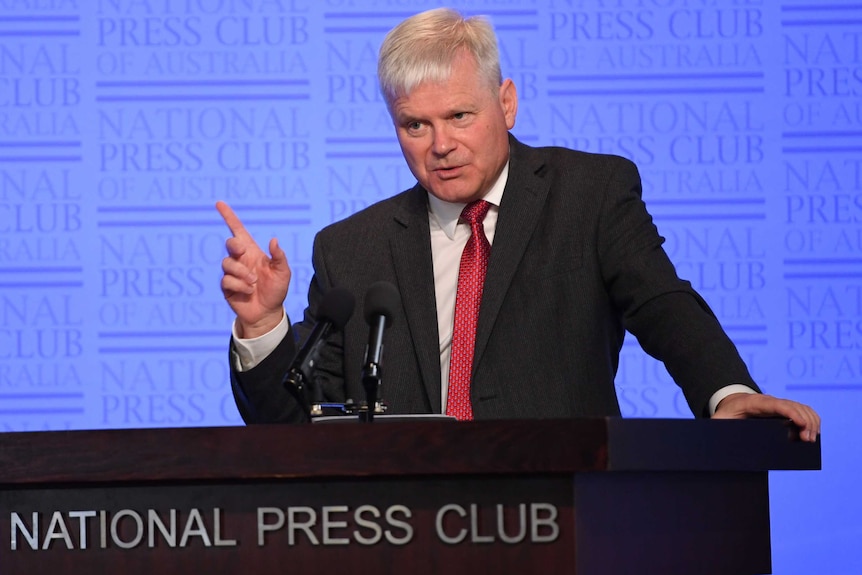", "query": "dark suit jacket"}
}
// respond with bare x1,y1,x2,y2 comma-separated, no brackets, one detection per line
231,136,759,423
